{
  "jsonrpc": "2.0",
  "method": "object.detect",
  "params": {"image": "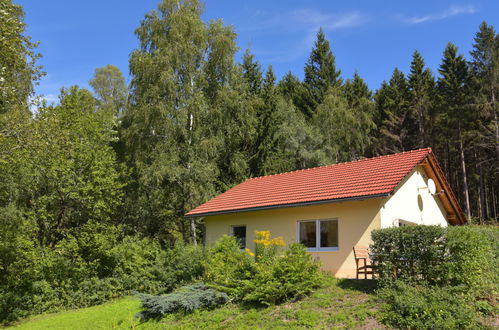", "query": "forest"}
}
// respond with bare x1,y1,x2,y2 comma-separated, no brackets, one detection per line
0,0,498,322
